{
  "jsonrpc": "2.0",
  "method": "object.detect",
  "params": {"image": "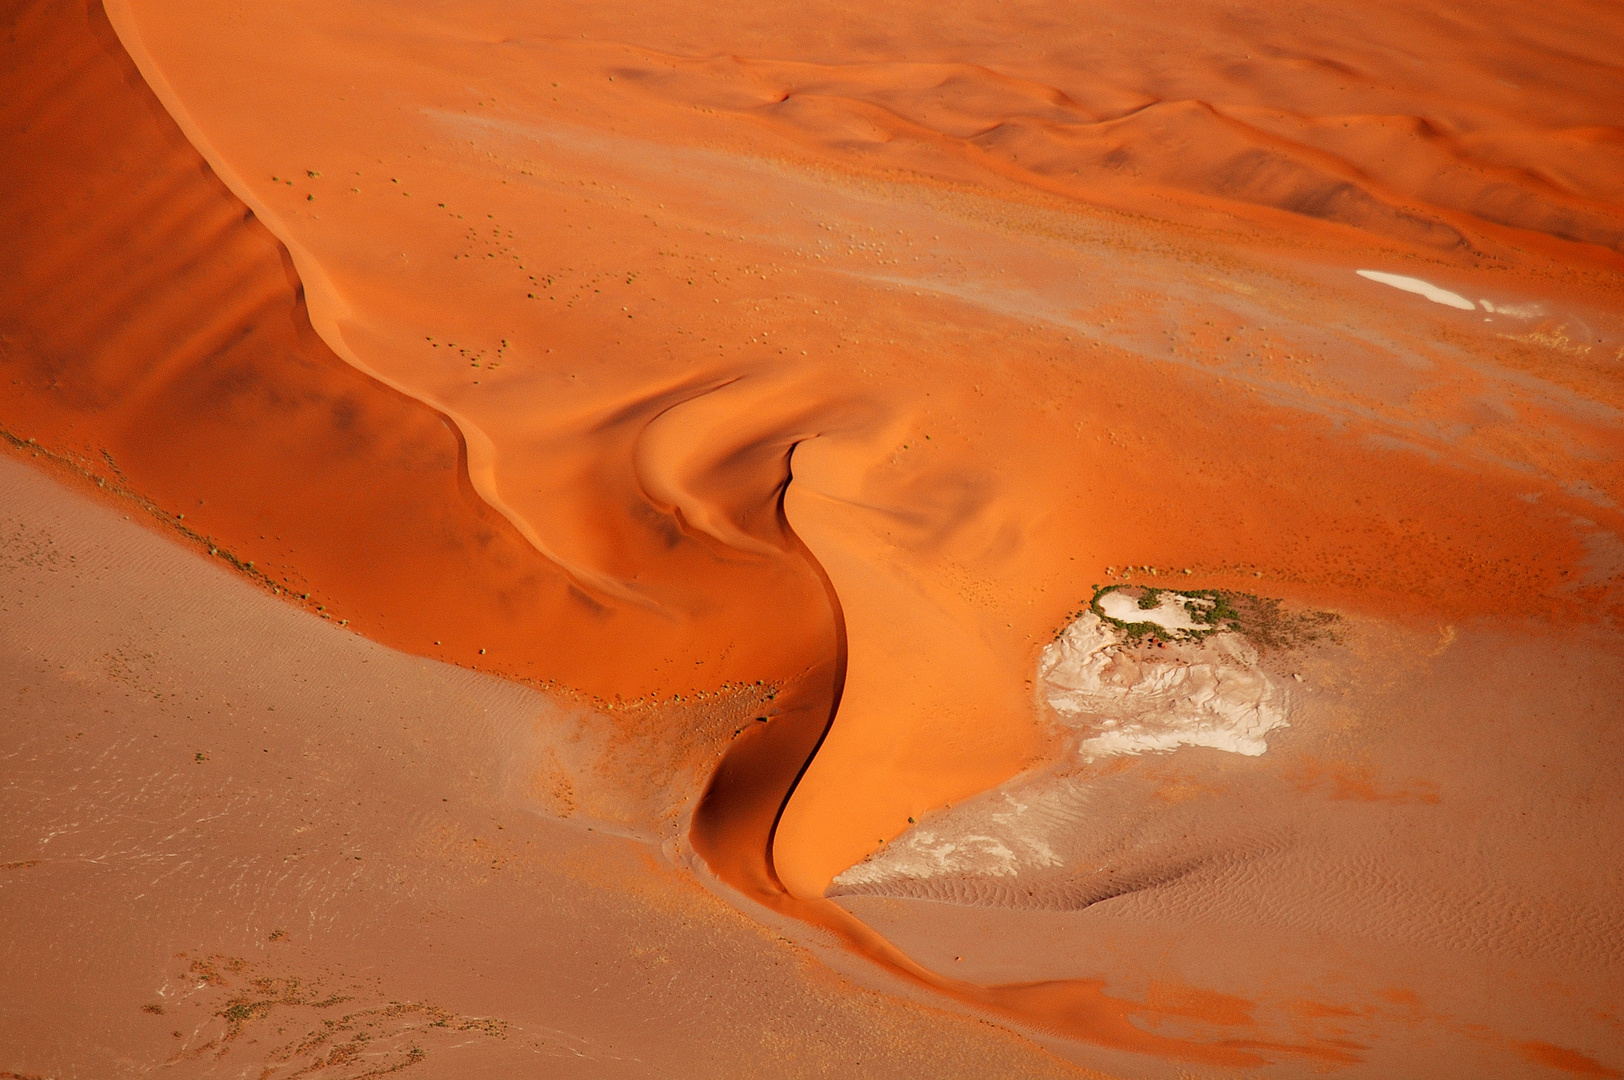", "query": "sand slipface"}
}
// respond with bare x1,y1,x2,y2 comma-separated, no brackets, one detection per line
5,0,1624,1074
